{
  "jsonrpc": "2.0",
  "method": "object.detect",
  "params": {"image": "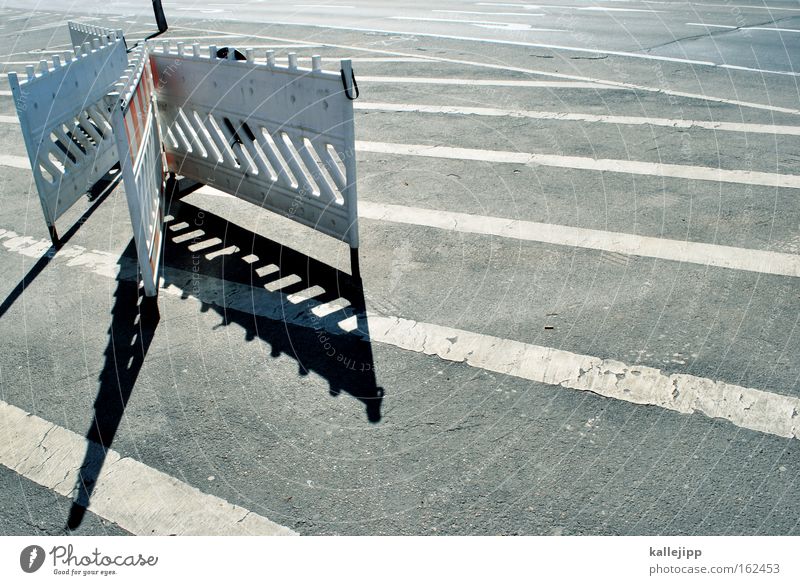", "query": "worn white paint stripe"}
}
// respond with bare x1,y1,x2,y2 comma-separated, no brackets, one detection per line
357,140,800,189
643,1,800,10
5,139,797,191
206,19,800,74
171,25,800,115
197,44,321,49
1,228,797,441
719,63,800,76
475,2,664,12
367,317,800,440
433,10,547,17
0,115,17,124
356,102,800,135
1,22,67,35
390,16,566,31
192,186,800,277
336,57,430,62
0,154,28,168
1,61,49,66
358,76,614,88
748,27,800,33
486,0,800,11
0,90,11,96
0,50,66,59
289,57,428,63
356,201,800,278
686,22,736,29
227,20,725,68
0,400,297,535
158,35,247,41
